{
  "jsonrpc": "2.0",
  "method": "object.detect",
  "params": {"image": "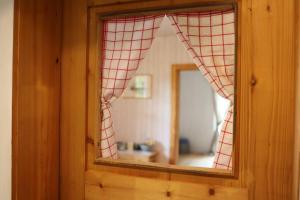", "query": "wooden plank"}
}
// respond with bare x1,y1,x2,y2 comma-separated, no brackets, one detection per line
88,0,235,7
87,7,102,166
88,0,152,7
234,0,254,197
293,1,300,200
250,0,296,199
91,0,235,17
12,0,62,199
60,0,87,199
85,170,248,200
